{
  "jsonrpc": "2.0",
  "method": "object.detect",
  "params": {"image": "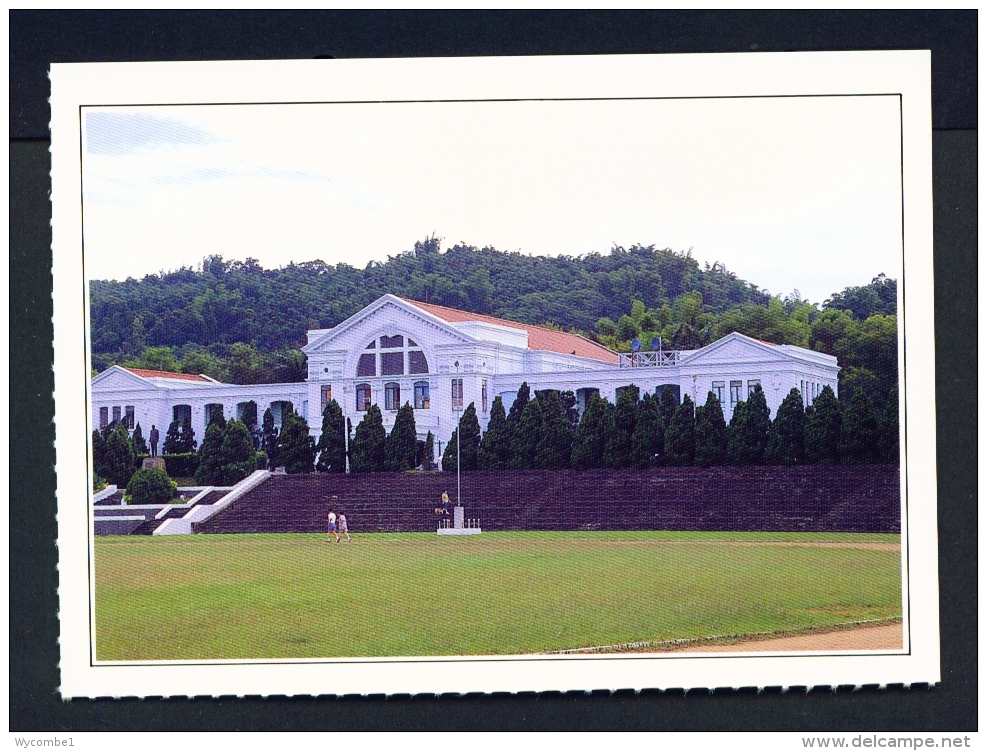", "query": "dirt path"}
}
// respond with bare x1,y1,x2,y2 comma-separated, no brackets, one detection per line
671,622,903,653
